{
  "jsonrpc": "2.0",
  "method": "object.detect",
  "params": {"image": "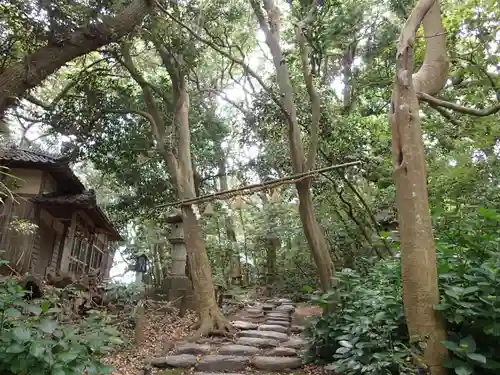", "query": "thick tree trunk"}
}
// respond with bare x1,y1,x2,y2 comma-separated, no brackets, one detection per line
0,0,153,116
296,181,334,290
173,79,231,337
391,0,449,373
265,237,279,285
